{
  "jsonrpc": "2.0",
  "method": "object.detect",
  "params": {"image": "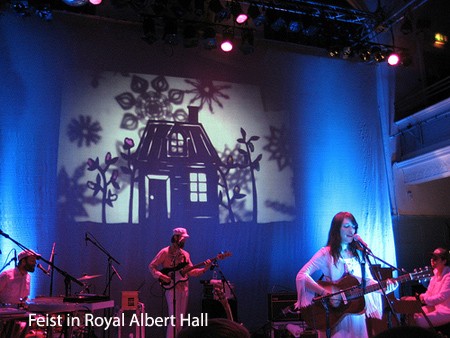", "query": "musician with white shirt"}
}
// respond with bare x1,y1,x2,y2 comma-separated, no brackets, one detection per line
403,247,450,330
295,212,398,338
148,227,211,338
